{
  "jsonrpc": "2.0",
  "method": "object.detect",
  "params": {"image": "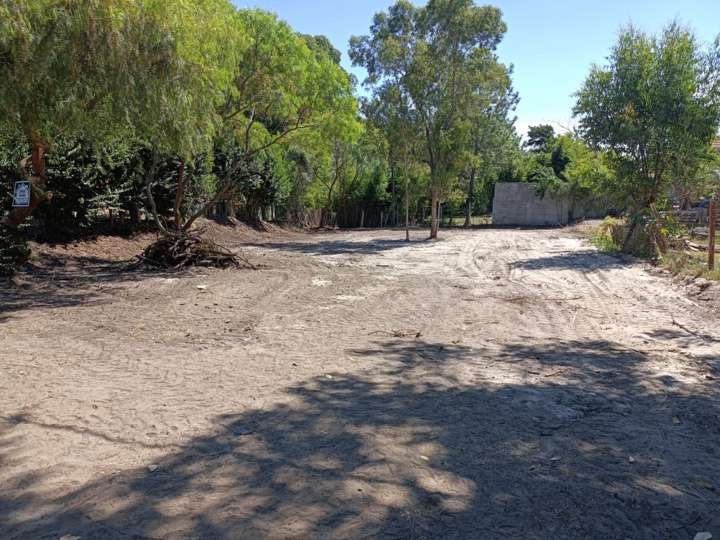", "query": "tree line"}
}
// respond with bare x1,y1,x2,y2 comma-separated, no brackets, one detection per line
1,0,719,272
0,0,519,245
